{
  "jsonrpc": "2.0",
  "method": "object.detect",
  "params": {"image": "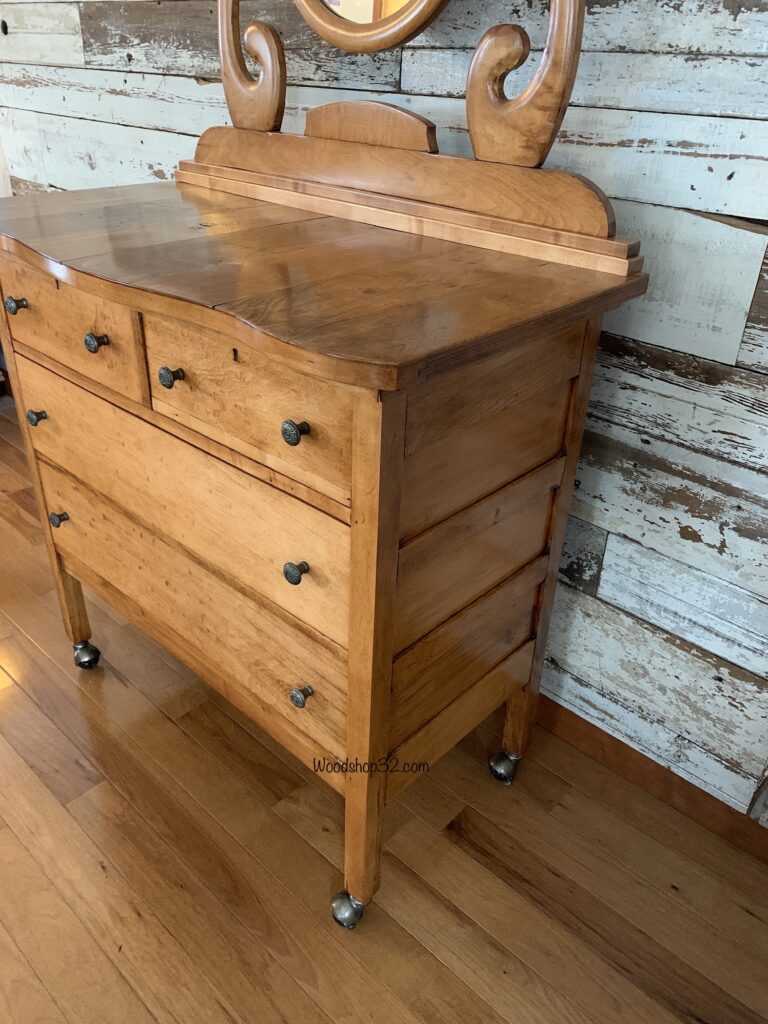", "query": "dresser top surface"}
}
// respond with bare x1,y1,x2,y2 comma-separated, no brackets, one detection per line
0,181,646,387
